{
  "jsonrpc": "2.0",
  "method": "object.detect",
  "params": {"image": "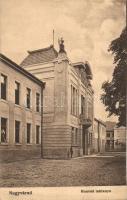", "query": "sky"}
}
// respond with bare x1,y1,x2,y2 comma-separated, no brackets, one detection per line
0,0,126,122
